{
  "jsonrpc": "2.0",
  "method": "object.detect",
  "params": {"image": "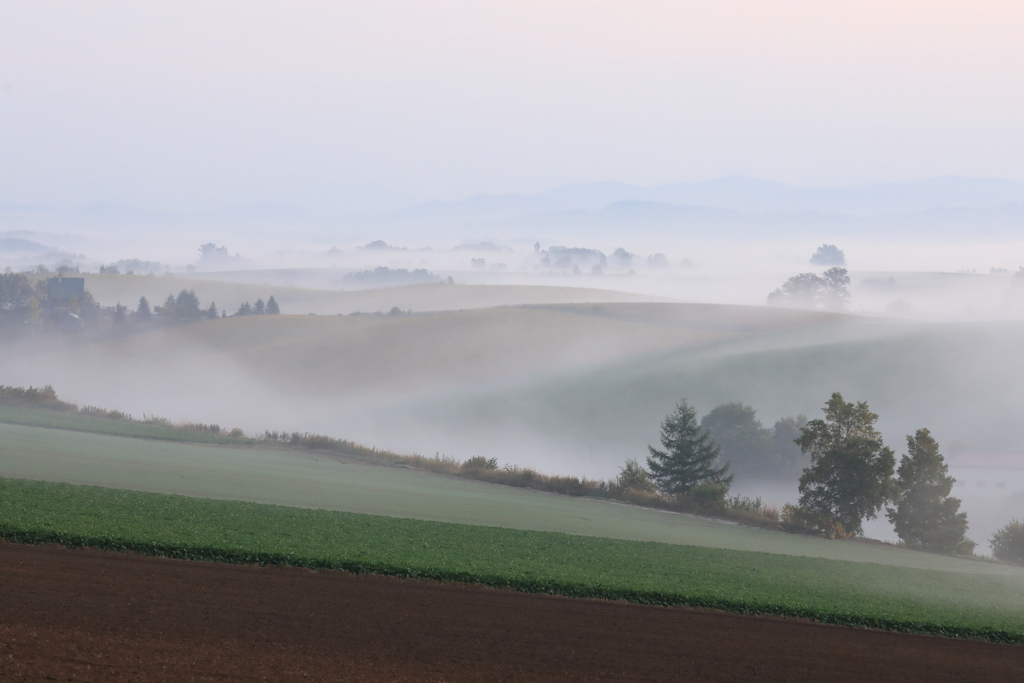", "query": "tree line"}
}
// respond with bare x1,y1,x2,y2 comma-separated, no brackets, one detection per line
637,393,984,556
131,290,281,321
